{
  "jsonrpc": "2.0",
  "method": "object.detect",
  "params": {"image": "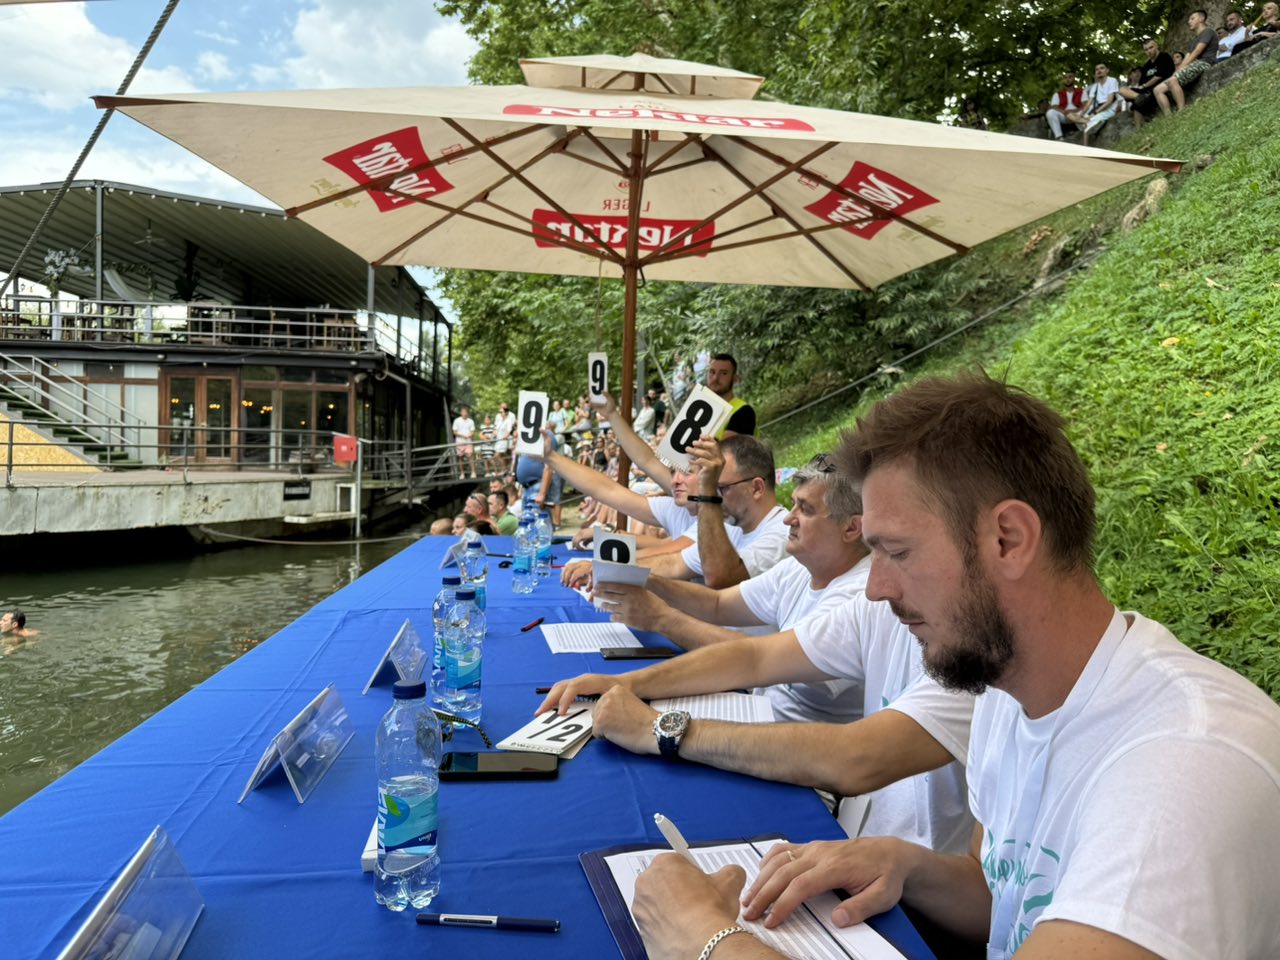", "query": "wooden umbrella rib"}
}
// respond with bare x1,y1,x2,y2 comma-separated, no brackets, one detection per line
286,125,543,218
734,138,969,254
647,218,860,266
697,140,871,290
575,129,631,175
639,140,837,265
371,128,588,264
645,134,703,175
443,116,624,266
